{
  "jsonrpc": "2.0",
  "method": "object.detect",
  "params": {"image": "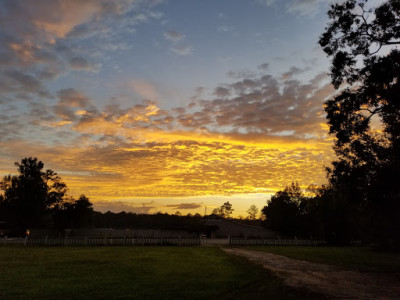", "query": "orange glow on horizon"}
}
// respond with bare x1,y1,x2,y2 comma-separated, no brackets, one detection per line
0,124,335,215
